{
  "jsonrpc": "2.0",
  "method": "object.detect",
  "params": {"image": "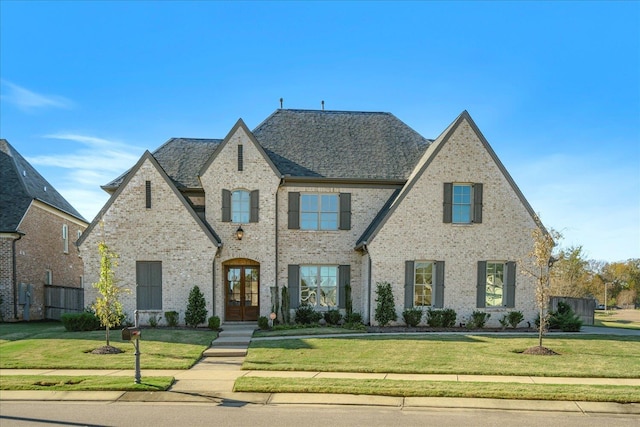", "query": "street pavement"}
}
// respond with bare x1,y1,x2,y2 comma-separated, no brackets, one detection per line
1,323,638,415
